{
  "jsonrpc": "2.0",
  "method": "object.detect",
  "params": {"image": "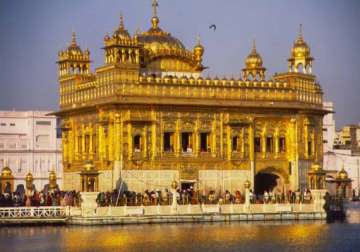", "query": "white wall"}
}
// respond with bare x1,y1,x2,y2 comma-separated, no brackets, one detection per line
0,111,63,191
